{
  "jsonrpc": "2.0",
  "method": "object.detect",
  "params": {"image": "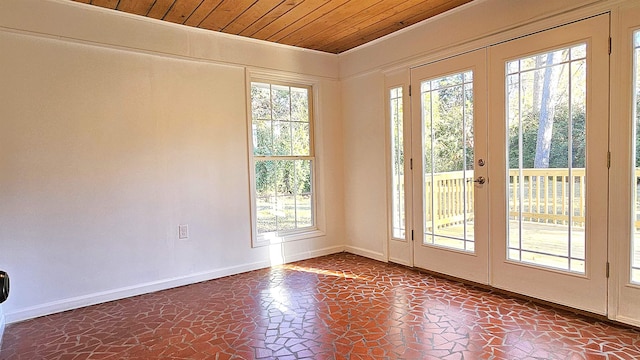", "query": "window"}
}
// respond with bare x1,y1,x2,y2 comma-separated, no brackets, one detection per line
506,44,587,273
421,71,476,252
390,87,405,239
250,81,315,243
